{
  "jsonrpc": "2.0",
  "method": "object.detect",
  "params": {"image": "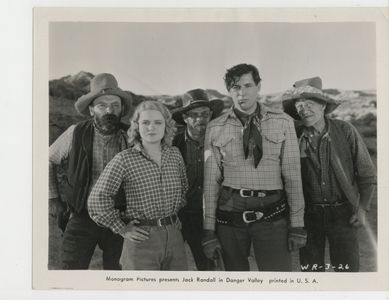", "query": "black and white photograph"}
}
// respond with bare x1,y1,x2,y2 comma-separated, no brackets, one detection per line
32,7,389,291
